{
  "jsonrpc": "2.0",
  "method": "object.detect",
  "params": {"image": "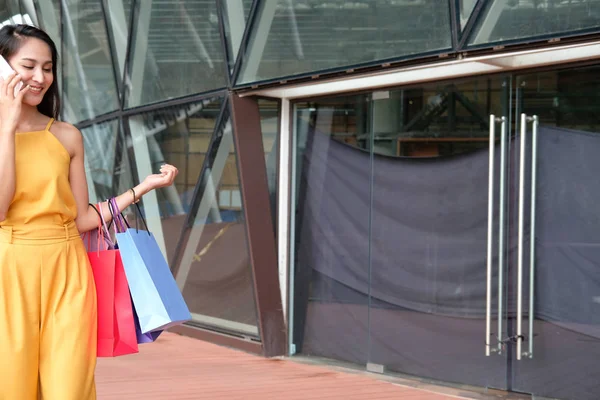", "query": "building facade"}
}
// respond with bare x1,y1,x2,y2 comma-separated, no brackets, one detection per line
3,1,600,399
